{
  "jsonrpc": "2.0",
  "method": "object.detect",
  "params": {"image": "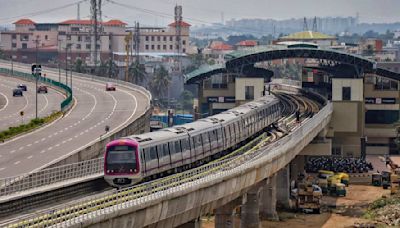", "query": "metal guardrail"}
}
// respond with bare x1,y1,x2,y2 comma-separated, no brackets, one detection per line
0,67,73,111
0,158,103,197
6,103,332,227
